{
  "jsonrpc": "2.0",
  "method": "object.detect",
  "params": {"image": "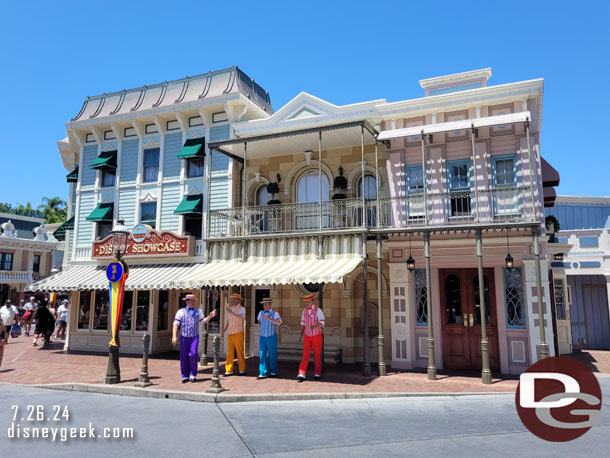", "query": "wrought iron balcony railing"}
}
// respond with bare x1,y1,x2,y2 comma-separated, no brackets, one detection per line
207,186,535,238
